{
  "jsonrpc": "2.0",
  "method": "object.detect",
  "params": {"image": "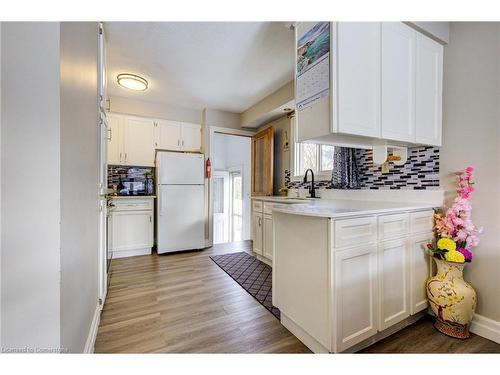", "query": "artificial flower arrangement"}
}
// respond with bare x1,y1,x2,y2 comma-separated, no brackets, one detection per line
427,166,482,263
